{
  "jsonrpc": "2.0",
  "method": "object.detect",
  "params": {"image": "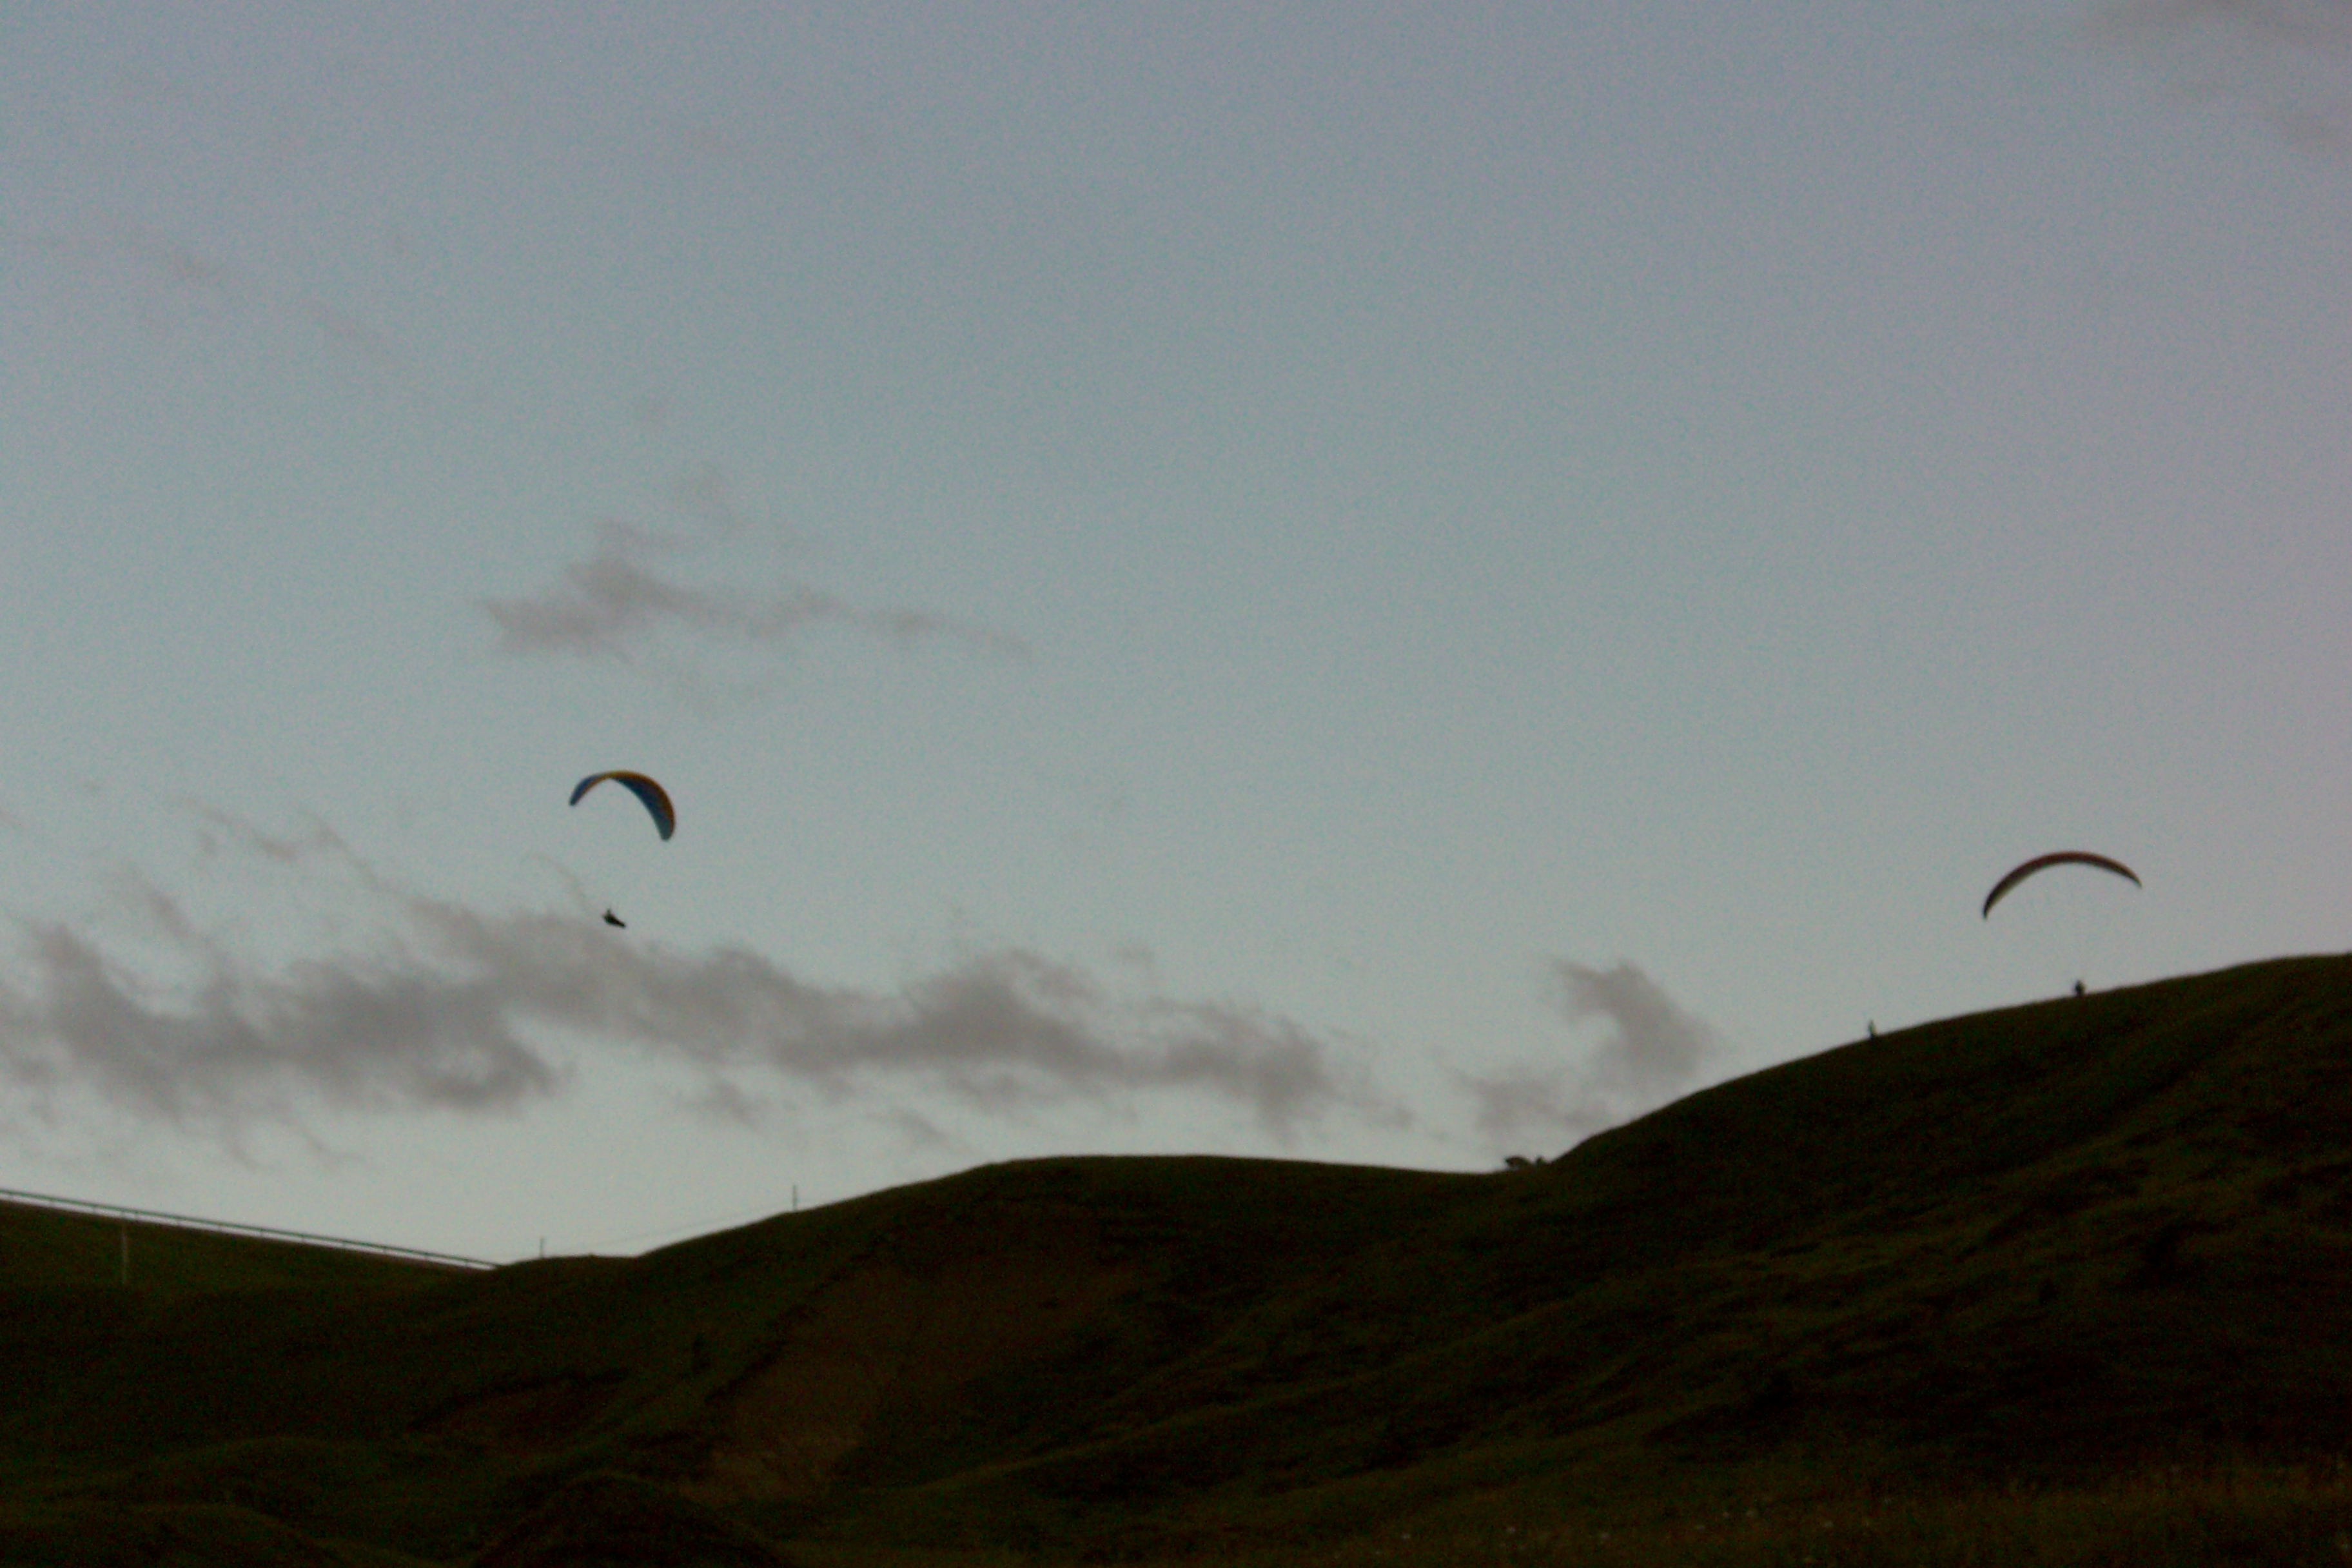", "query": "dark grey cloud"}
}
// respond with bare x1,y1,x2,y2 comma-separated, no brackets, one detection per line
480,513,1030,671
1462,959,1720,1152
0,917,564,1126
0,823,1363,1141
